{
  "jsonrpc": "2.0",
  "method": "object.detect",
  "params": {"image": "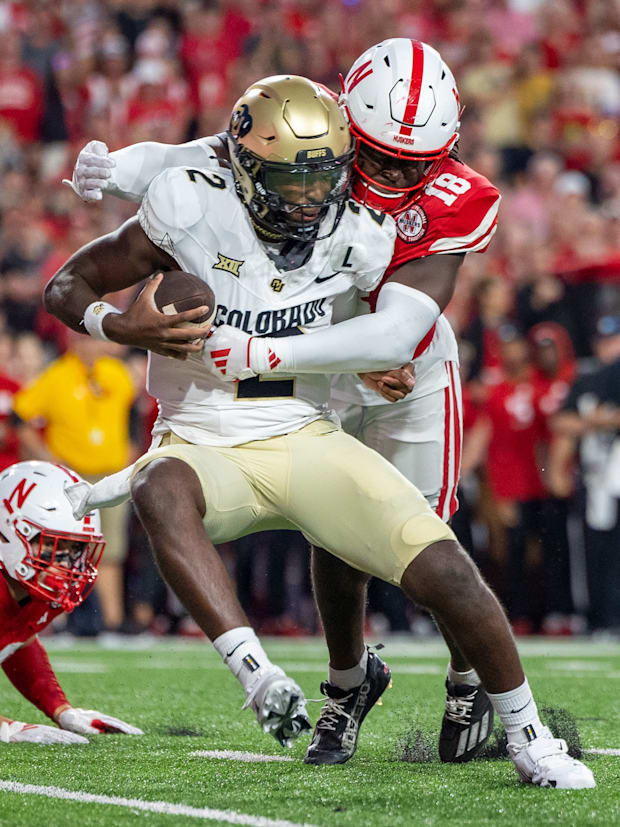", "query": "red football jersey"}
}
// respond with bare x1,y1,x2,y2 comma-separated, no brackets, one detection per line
332,159,499,407
0,575,62,663
368,158,501,308
483,375,547,501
